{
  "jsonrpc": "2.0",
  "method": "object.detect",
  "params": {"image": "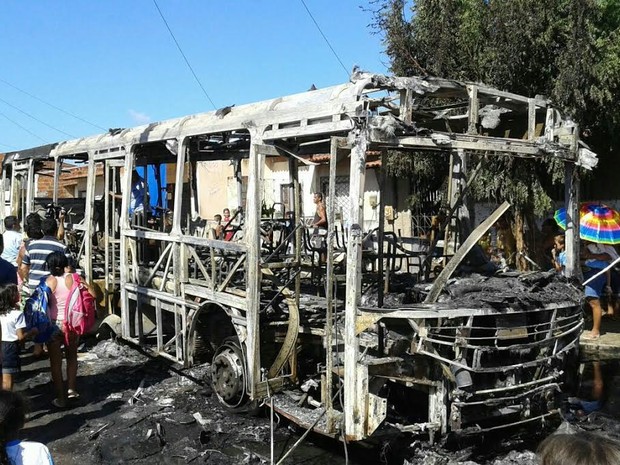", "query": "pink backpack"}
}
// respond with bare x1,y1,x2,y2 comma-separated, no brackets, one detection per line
64,273,96,339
